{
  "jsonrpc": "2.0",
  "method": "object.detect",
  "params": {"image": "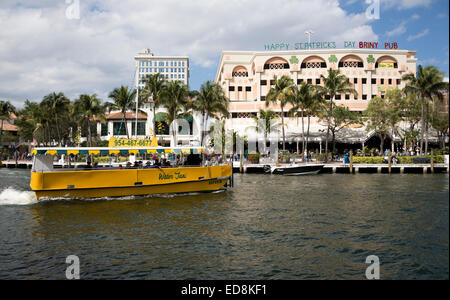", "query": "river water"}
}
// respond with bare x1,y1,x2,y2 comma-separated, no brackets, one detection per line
0,168,448,280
